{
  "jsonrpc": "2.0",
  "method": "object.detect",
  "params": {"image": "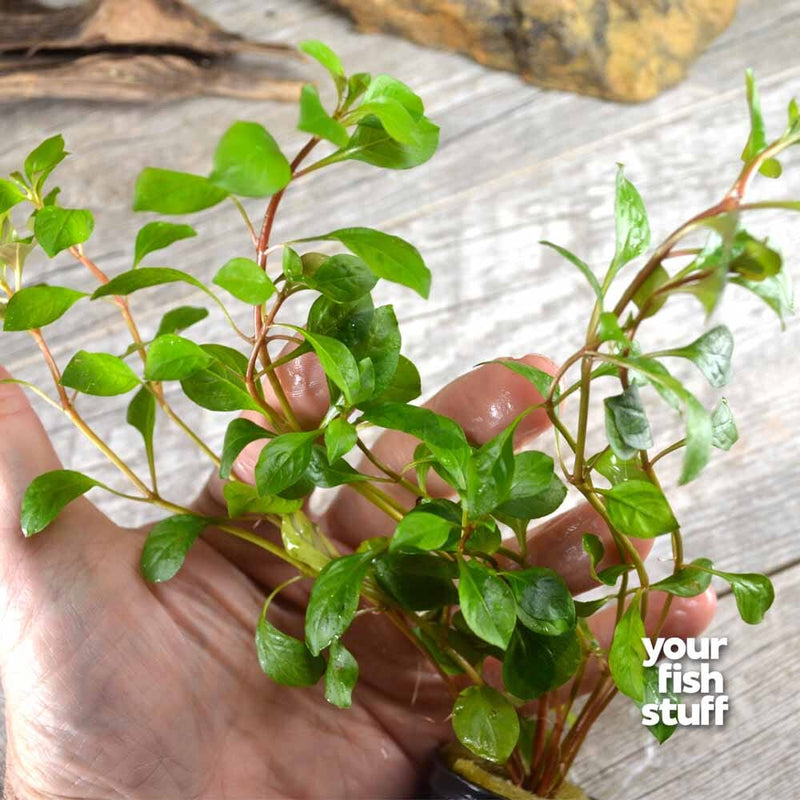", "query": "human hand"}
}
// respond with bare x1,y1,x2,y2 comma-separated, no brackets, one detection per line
0,355,716,799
